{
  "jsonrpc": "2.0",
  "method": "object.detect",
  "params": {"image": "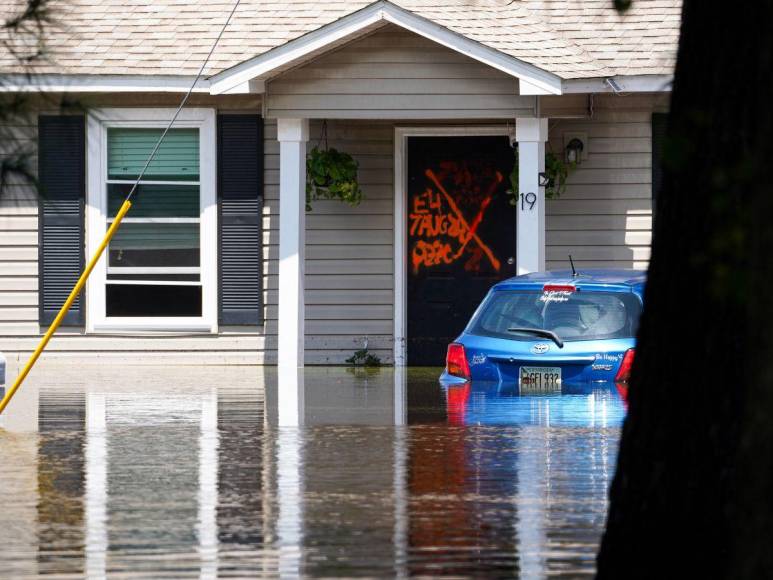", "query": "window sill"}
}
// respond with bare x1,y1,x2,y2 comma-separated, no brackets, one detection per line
90,319,216,334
